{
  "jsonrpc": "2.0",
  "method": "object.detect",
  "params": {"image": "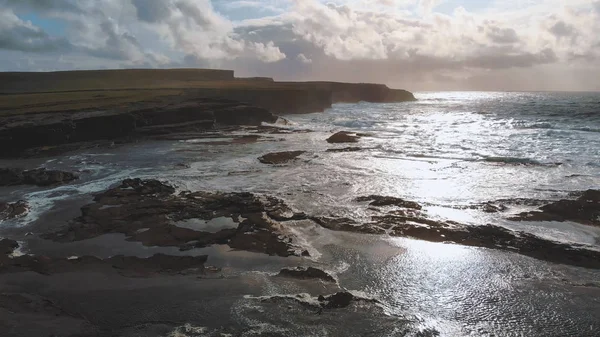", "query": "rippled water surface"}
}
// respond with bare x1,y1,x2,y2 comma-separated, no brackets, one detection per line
2,91,600,336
